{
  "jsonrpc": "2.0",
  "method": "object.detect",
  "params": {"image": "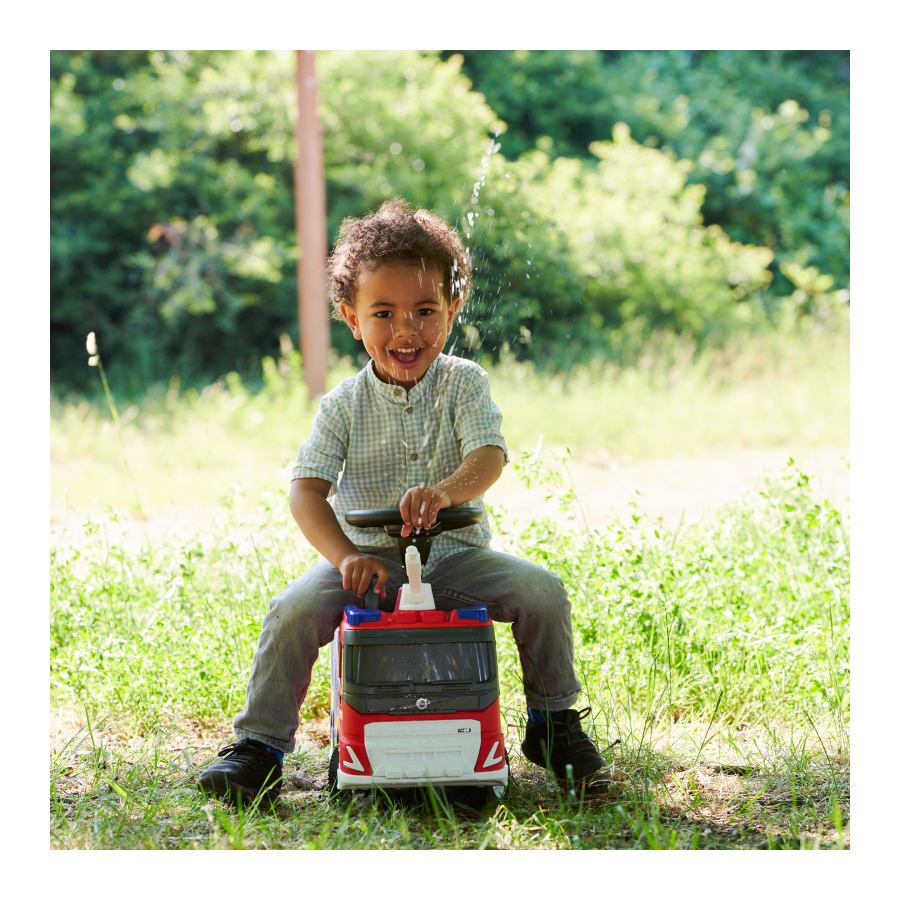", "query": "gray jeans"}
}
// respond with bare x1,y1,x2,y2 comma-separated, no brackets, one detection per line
233,546,582,753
